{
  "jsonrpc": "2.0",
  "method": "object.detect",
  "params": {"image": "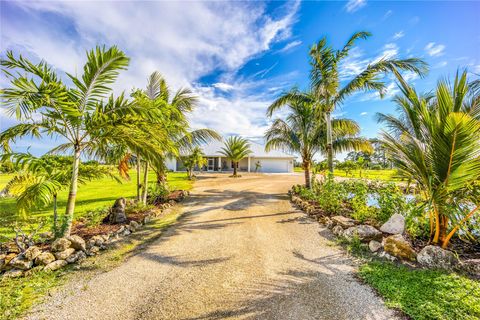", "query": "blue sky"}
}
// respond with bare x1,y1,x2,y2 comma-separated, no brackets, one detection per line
1,0,479,159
